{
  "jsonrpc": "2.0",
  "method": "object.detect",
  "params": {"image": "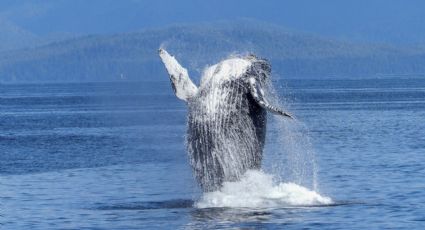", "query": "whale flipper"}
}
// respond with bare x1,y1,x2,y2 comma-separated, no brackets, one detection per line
158,48,198,102
249,77,292,118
